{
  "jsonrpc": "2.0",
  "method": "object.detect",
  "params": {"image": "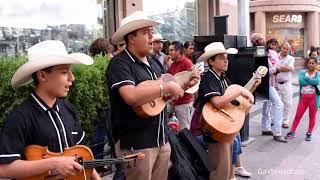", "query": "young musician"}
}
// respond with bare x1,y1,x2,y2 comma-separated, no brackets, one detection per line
0,40,101,179
196,42,261,180
106,11,200,180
